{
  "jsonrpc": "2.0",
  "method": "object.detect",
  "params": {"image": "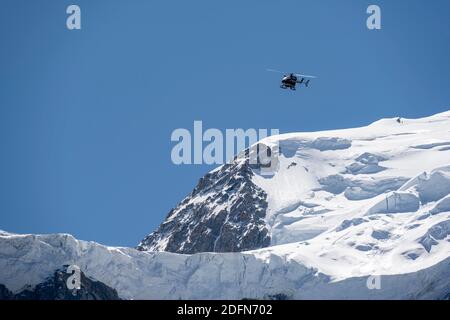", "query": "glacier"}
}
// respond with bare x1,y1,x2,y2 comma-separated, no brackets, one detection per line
1,111,450,299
